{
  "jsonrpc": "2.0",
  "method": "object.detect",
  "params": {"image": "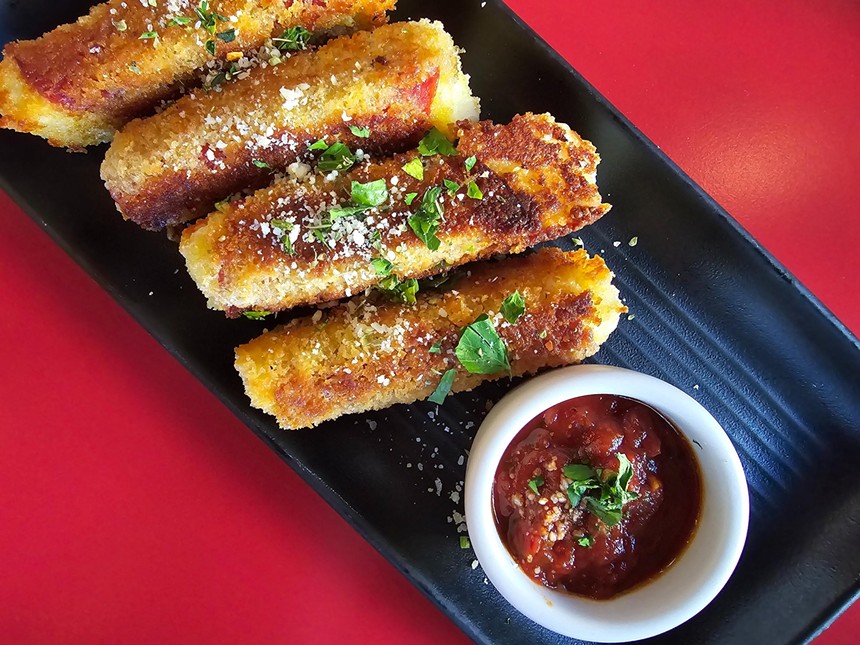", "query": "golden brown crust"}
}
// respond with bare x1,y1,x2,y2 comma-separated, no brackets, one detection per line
181,113,609,315
0,0,396,147
101,20,479,229
234,248,626,430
